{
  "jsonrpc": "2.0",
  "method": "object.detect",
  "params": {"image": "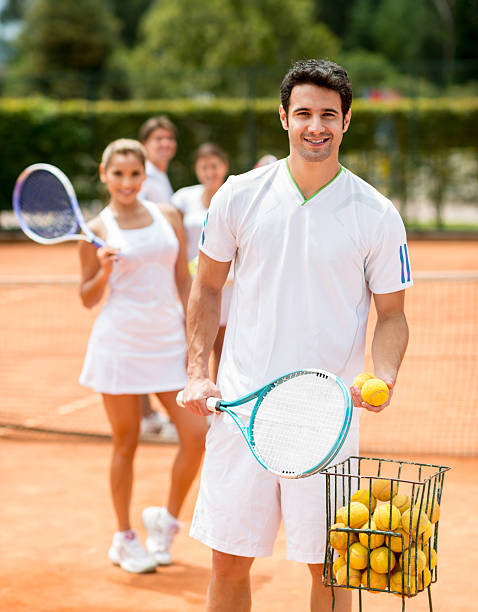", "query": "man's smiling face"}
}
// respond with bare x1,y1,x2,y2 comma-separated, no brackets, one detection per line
279,83,351,163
